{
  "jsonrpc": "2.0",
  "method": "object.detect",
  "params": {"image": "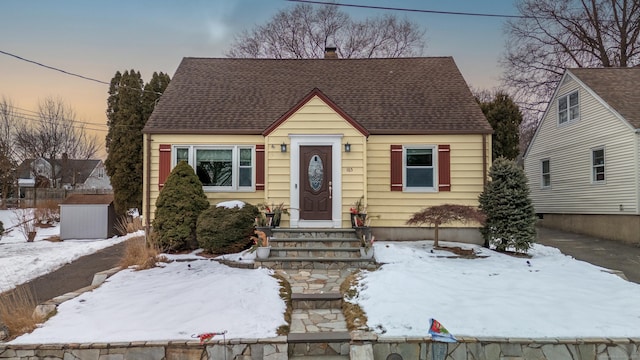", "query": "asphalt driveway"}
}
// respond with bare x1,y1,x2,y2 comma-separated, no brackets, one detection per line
536,226,640,284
